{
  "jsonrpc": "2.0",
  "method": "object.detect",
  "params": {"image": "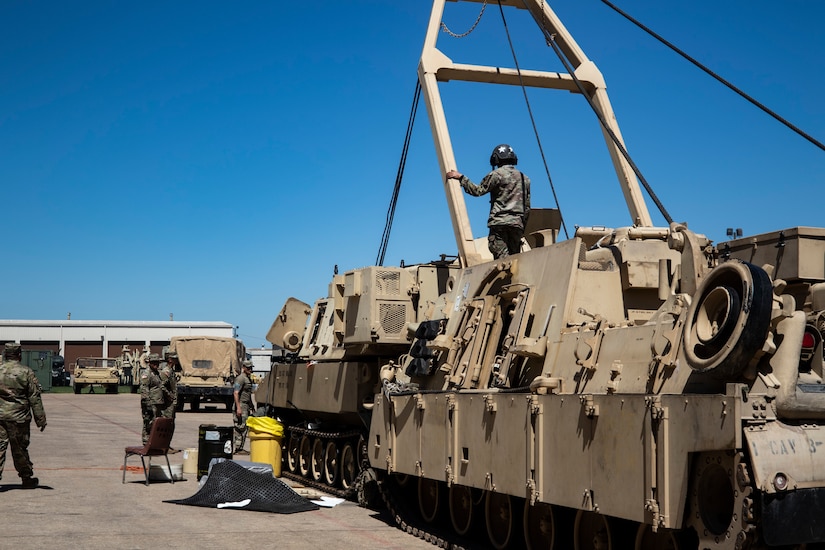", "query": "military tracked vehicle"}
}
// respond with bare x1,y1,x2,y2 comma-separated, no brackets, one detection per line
258,262,460,494
257,1,825,547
